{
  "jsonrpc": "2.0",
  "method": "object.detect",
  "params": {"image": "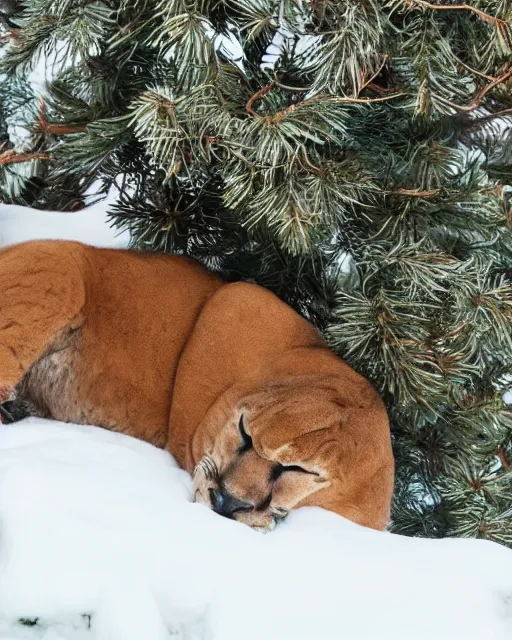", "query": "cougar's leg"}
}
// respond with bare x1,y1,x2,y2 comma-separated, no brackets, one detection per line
0,240,86,402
